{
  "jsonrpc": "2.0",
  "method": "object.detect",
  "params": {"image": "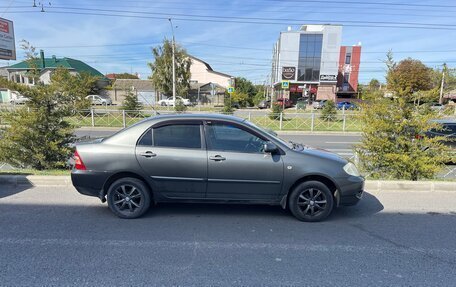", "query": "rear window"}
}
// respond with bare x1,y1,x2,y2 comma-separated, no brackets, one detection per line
153,124,201,149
